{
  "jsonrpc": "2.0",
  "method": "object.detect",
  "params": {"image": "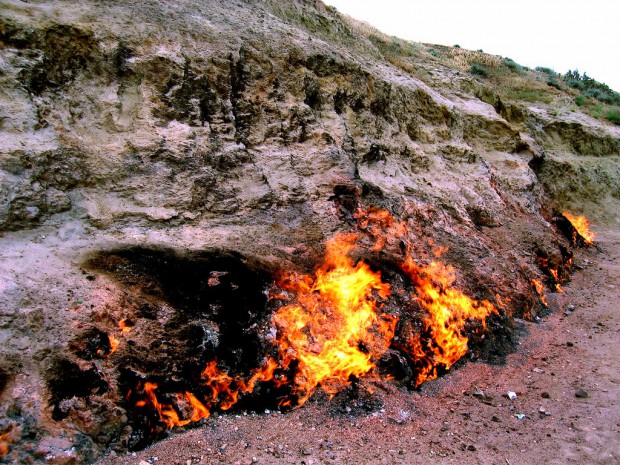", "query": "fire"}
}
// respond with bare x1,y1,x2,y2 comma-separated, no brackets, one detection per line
119,319,133,334
531,279,548,307
0,431,10,458
537,251,572,293
108,334,120,355
400,259,497,386
130,208,498,432
272,233,397,404
563,212,595,245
